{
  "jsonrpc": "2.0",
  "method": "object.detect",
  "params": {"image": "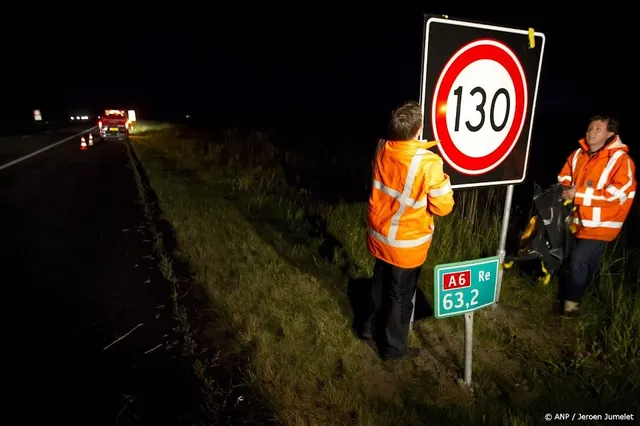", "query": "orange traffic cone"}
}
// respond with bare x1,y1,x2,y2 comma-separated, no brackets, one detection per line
80,136,87,150
88,134,94,146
